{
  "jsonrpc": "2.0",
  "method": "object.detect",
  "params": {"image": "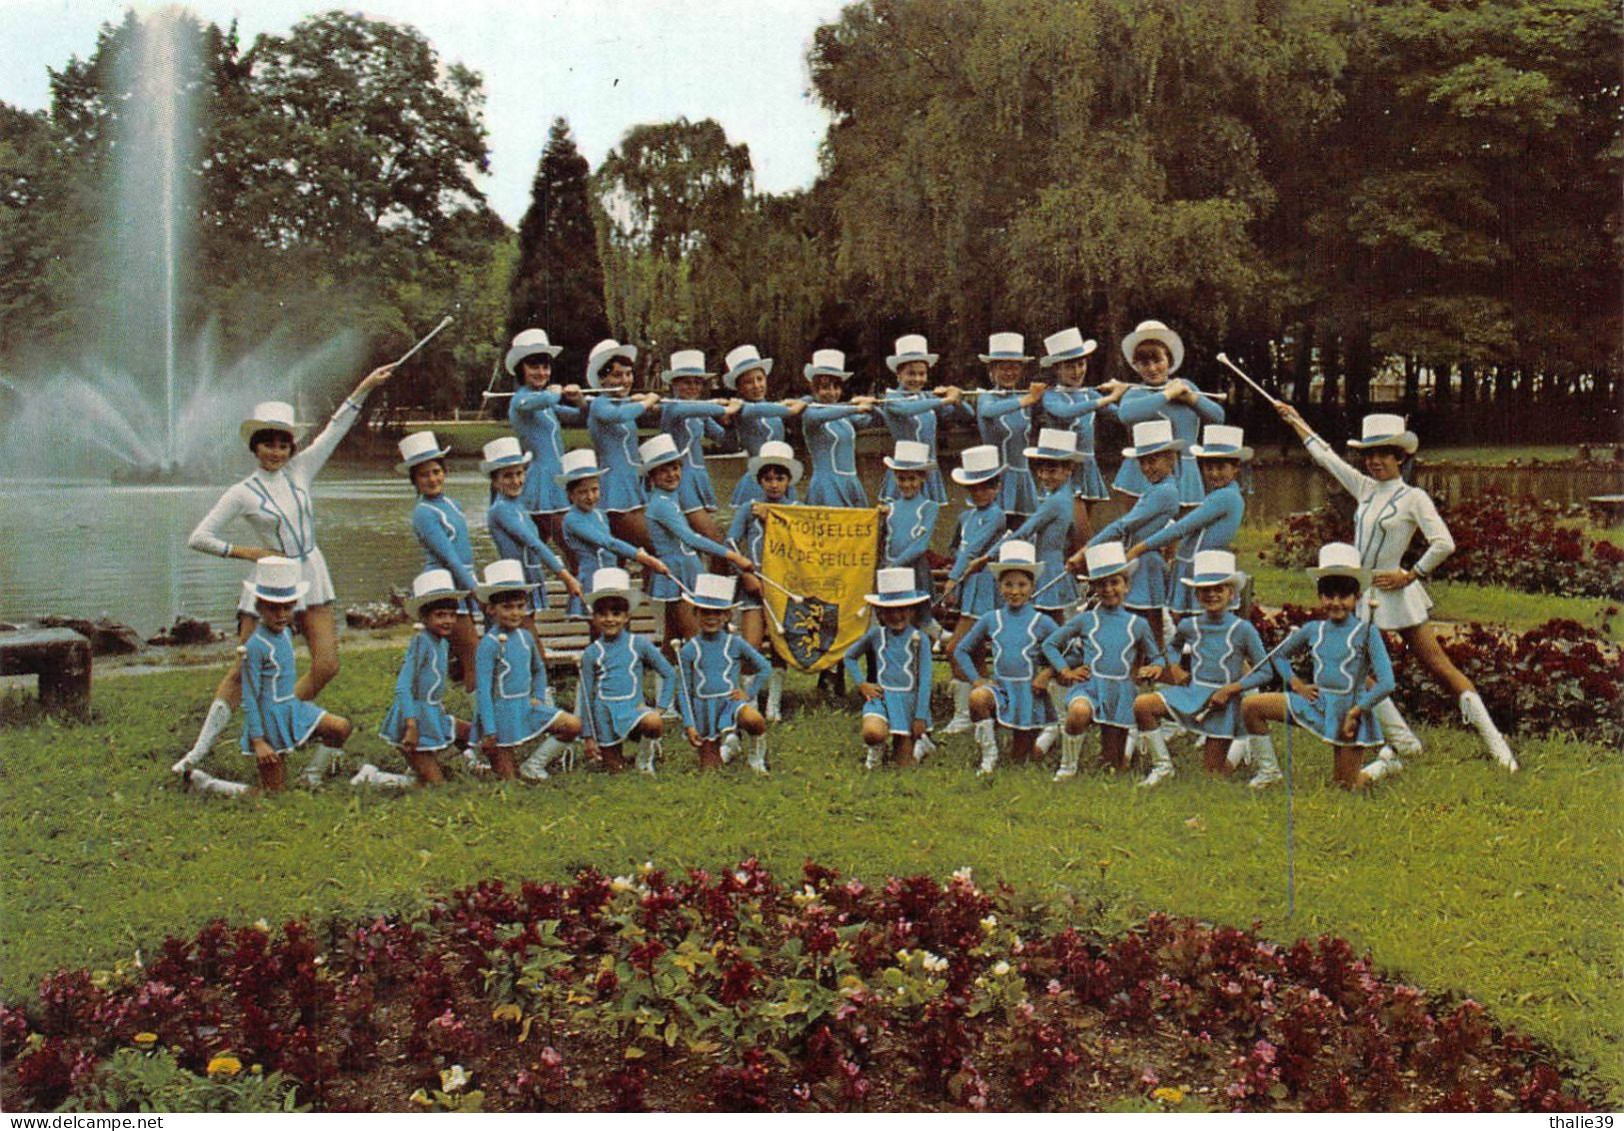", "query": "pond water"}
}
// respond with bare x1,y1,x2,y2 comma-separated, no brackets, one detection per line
2,450,1618,636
